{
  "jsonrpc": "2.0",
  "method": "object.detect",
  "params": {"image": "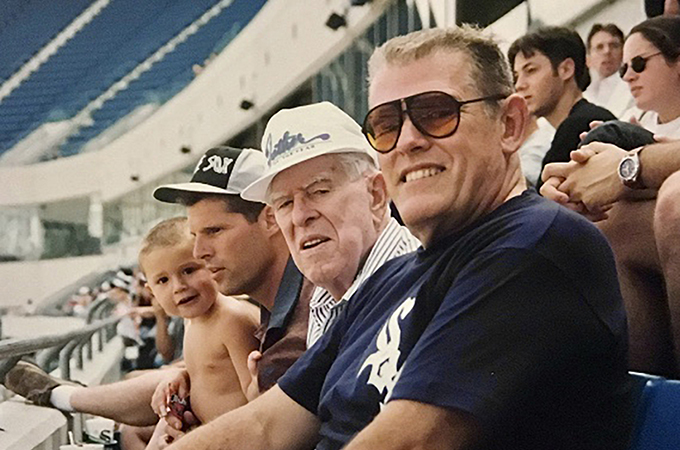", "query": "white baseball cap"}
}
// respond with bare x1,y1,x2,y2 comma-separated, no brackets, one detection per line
240,102,378,203
153,146,267,204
